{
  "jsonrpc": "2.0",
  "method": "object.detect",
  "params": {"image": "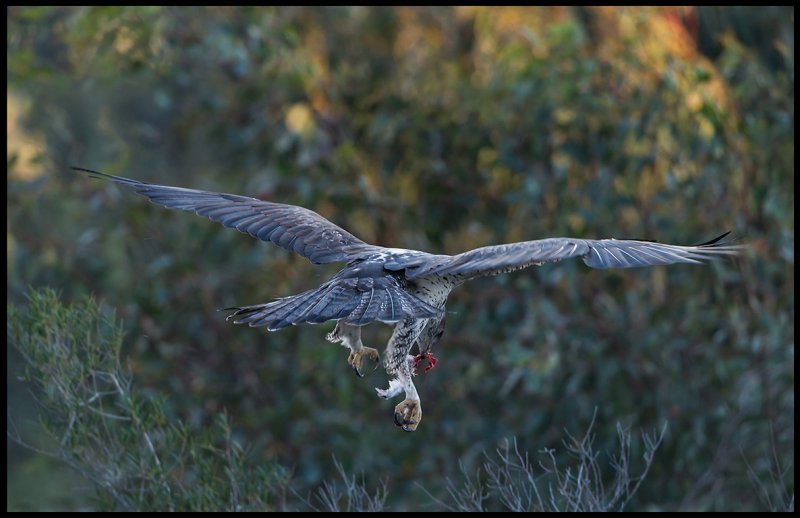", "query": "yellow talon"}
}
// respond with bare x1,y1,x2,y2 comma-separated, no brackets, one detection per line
393,399,422,432
348,347,380,377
